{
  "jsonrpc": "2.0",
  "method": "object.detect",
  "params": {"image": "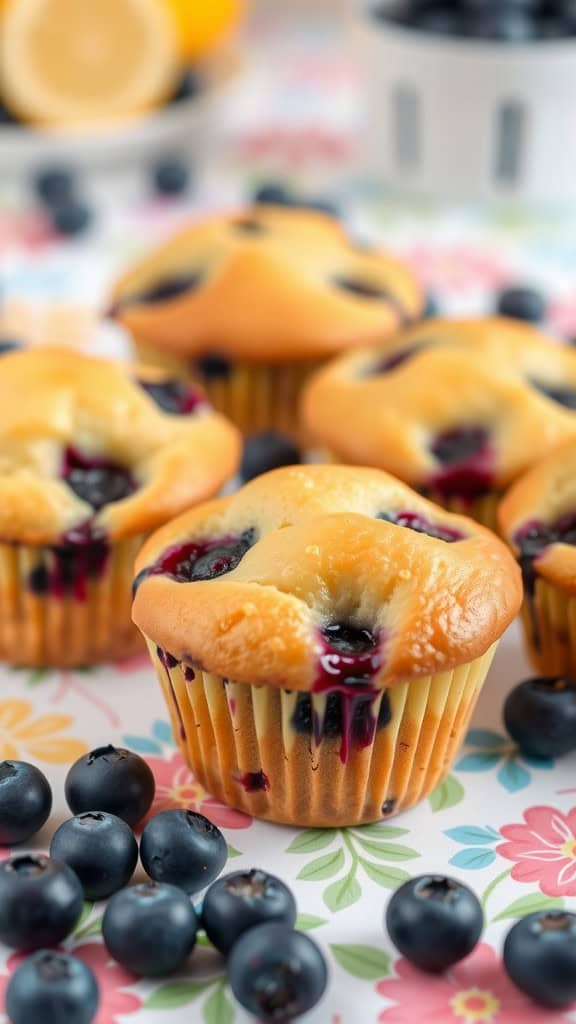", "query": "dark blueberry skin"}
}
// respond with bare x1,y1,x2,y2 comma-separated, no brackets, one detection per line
0,102,20,125
135,530,257,591
102,881,198,977
6,951,99,1024
0,338,23,355
421,293,440,319
386,875,484,972
228,923,328,1023
50,812,138,901
0,854,83,951
252,182,339,216
0,760,52,845
241,432,302,482
496,285,547,323
292,690,391,743
315,622,382,693
140,810,227,893
62,447,136,511
515,515,576,598
152,158,191,196
202,869,297,956
170,69,202,103
65,745,155,827
138,377,205,415
195,352,232,379
530,380,576,410
504,677,576,759
252,182,293,206
50,201,92,237
377,509,463,542
34,167,75,206
503,911,576,1008
123,271,204,309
